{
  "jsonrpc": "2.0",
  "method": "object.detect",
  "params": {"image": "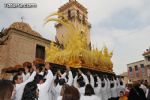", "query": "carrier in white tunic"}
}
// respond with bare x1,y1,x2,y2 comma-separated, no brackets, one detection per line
37,70,53,100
